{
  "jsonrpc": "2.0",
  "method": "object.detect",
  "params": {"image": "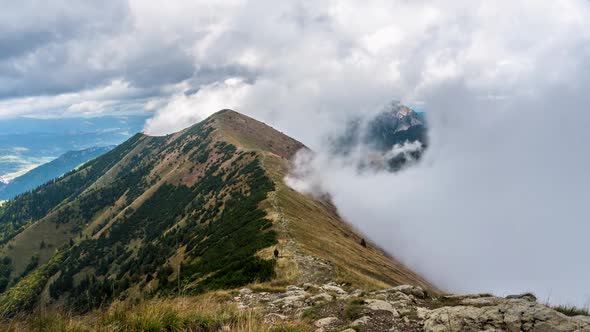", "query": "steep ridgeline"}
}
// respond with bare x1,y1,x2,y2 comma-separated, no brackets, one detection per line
0,110,434,318
0,146,114,201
